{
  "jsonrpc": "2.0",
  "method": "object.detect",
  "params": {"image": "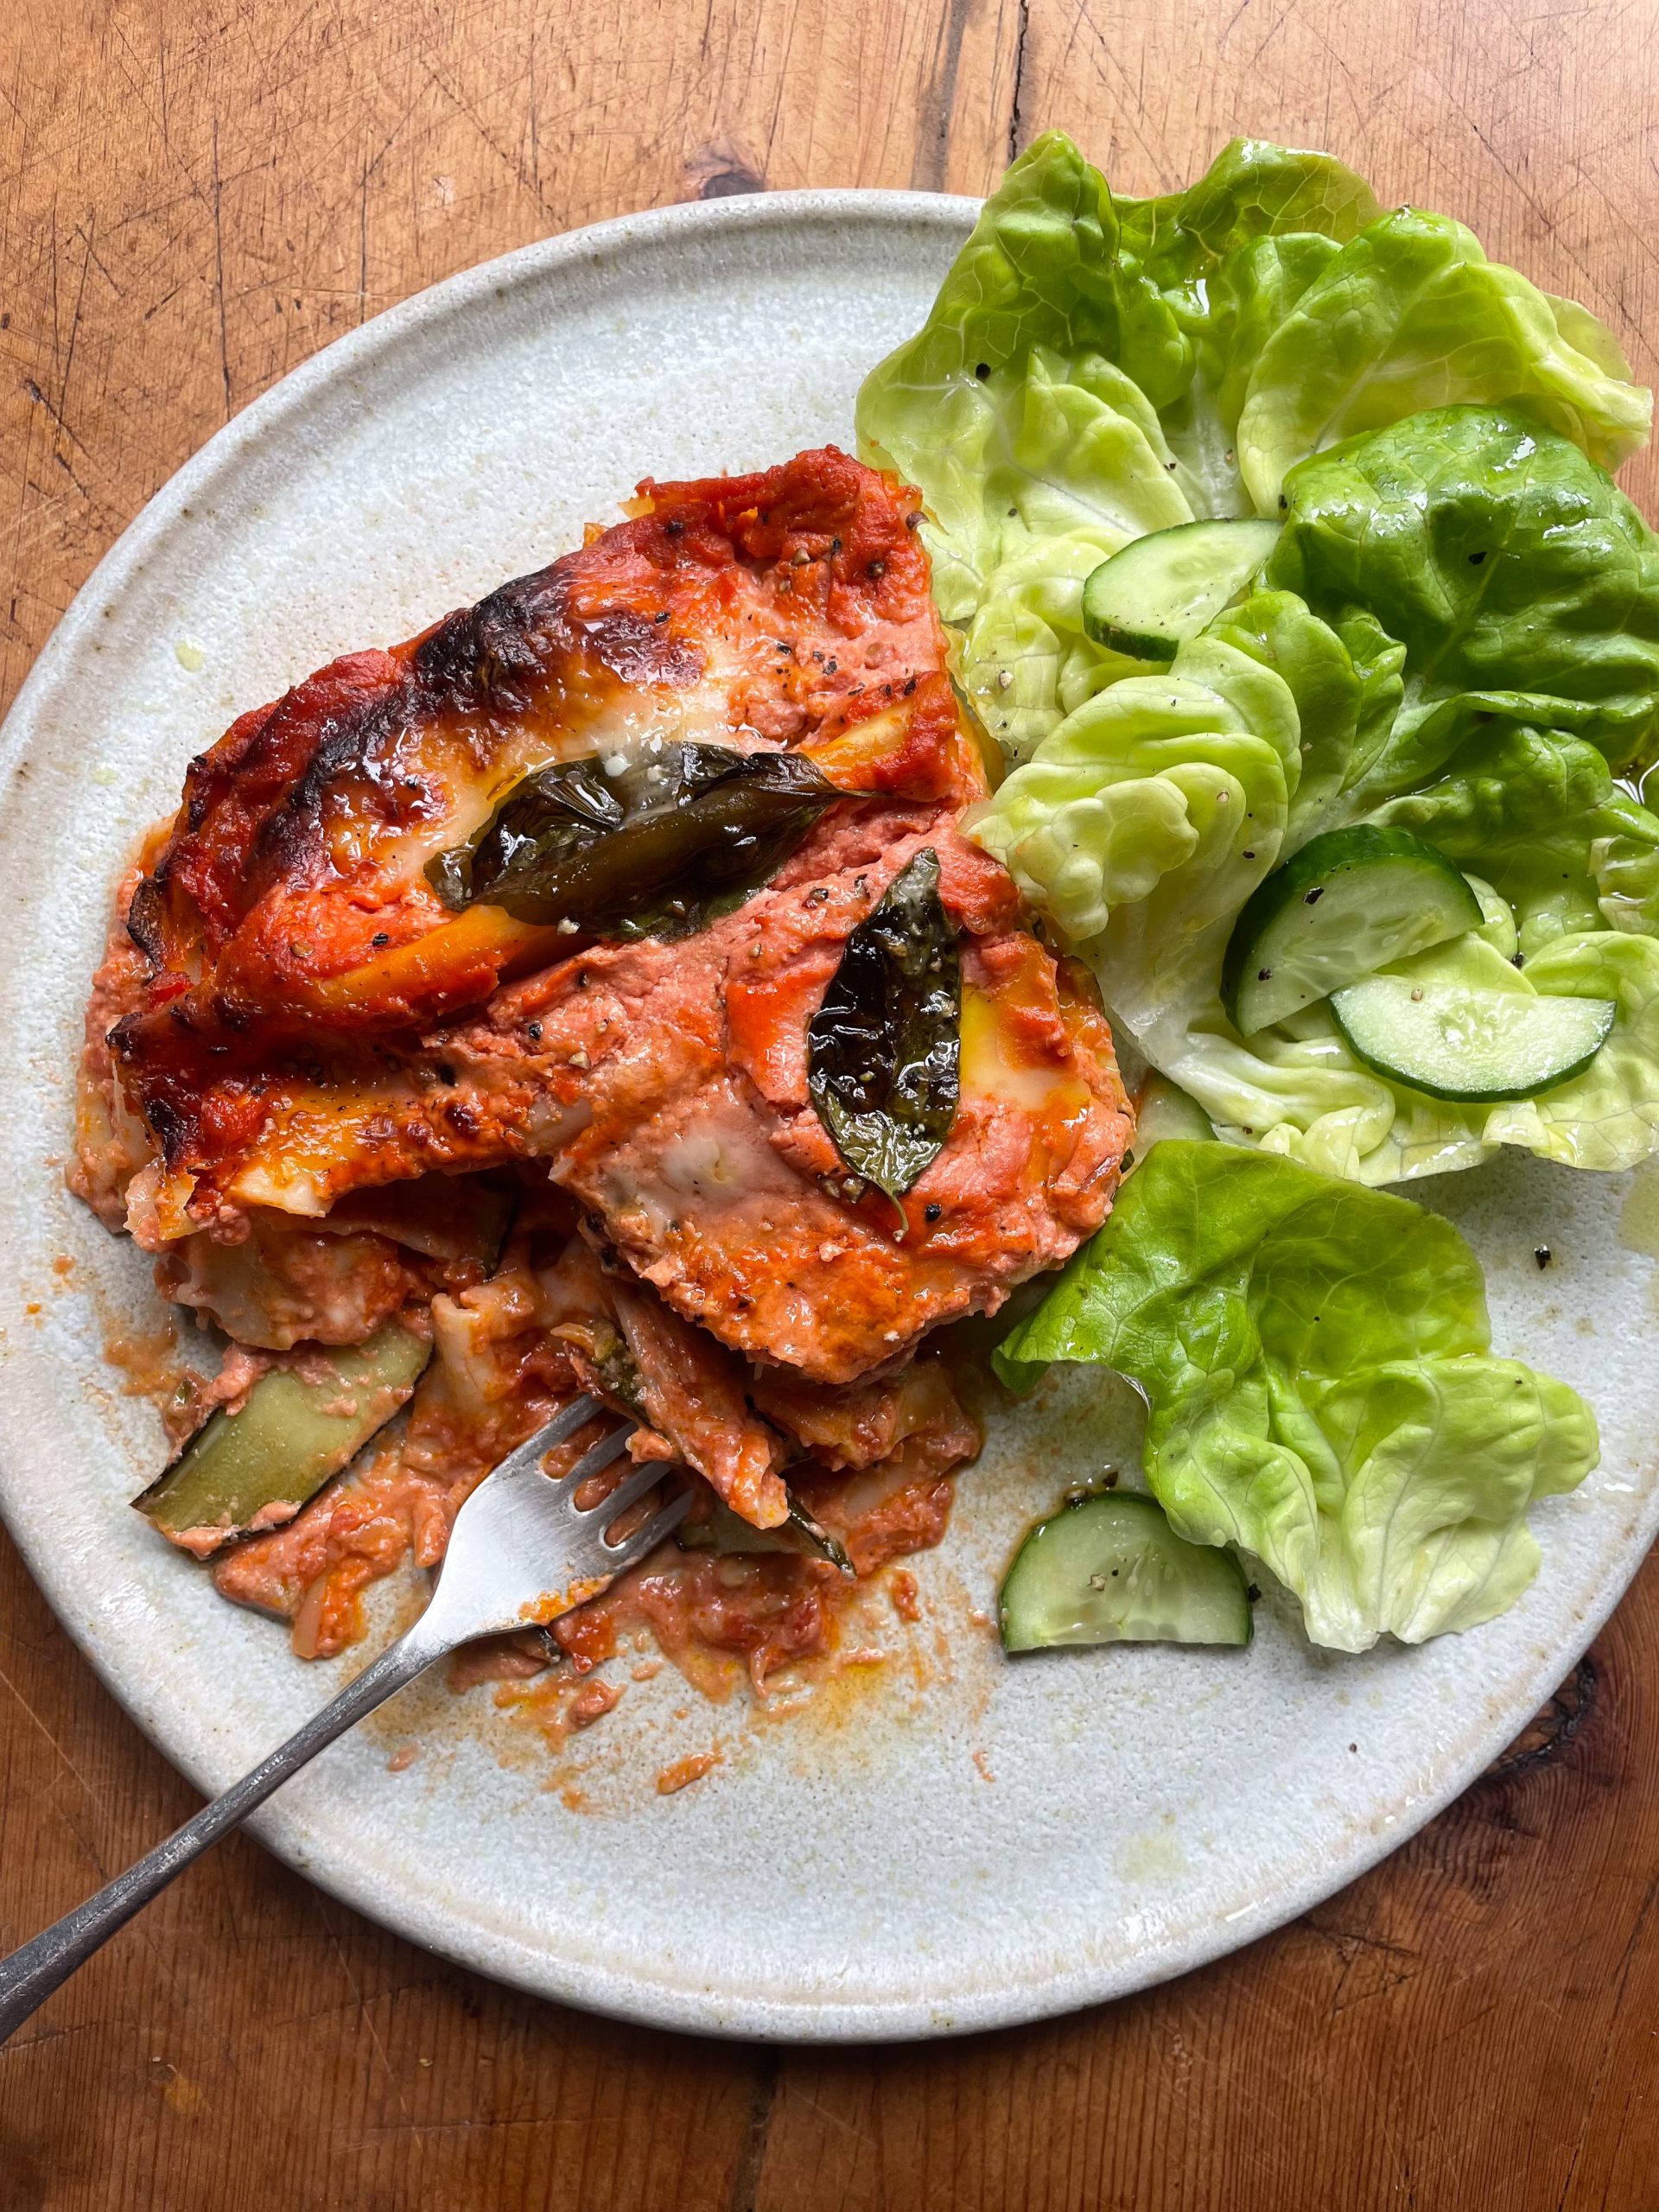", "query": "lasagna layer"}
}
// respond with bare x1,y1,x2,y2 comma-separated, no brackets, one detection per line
82,449,1132,1389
